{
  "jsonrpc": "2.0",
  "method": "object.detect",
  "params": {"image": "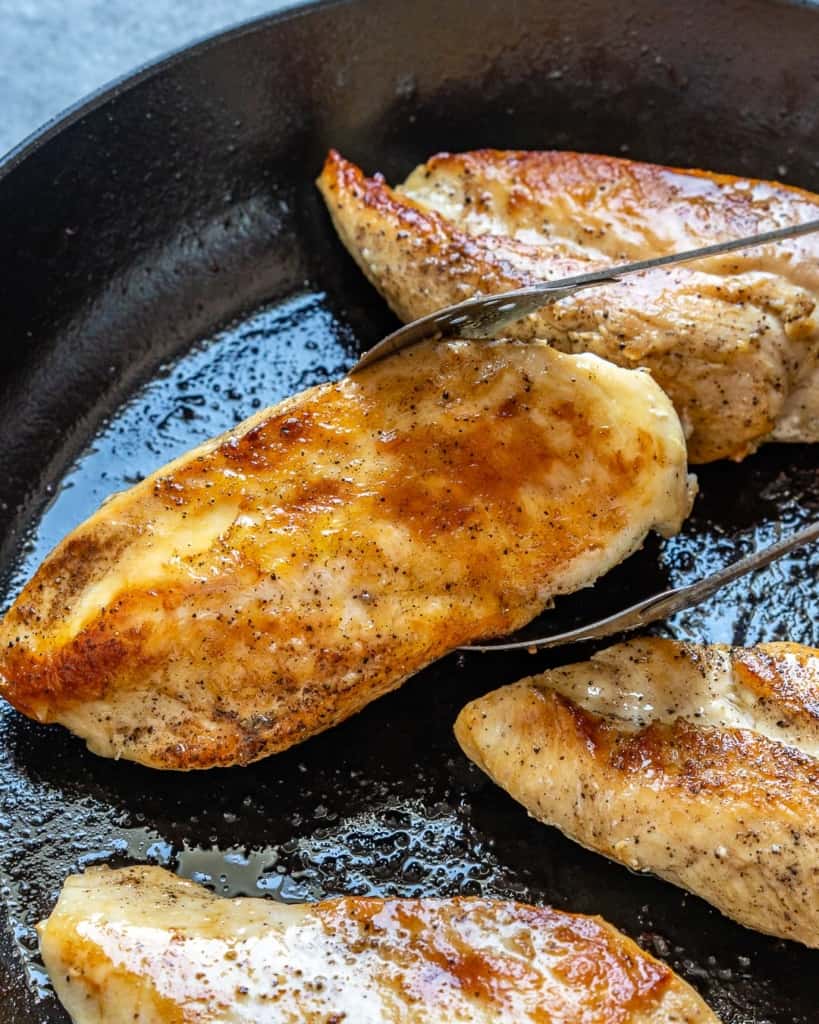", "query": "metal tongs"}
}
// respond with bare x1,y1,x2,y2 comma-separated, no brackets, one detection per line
462,521,819,651
352,217,819,371
350,216,819,650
